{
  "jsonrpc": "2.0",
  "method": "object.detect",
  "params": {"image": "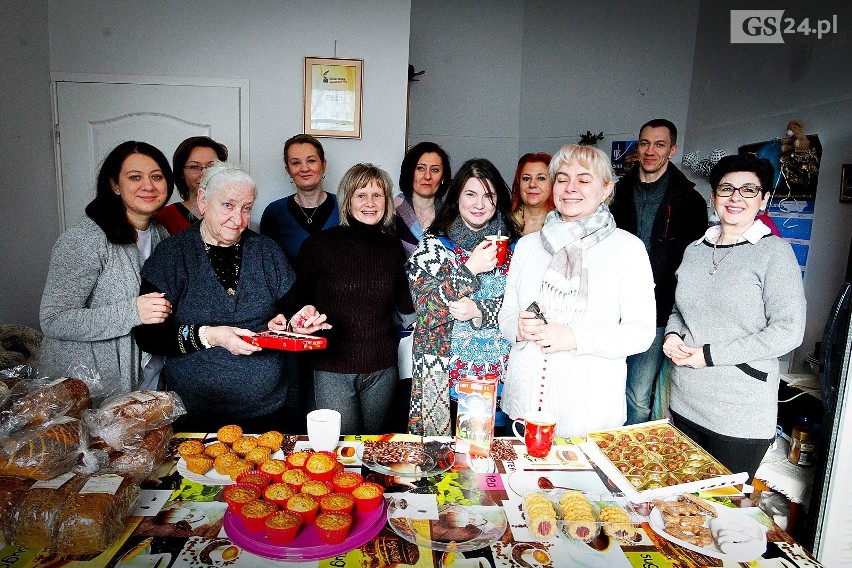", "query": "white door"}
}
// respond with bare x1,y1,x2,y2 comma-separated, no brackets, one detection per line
53,77,247,230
